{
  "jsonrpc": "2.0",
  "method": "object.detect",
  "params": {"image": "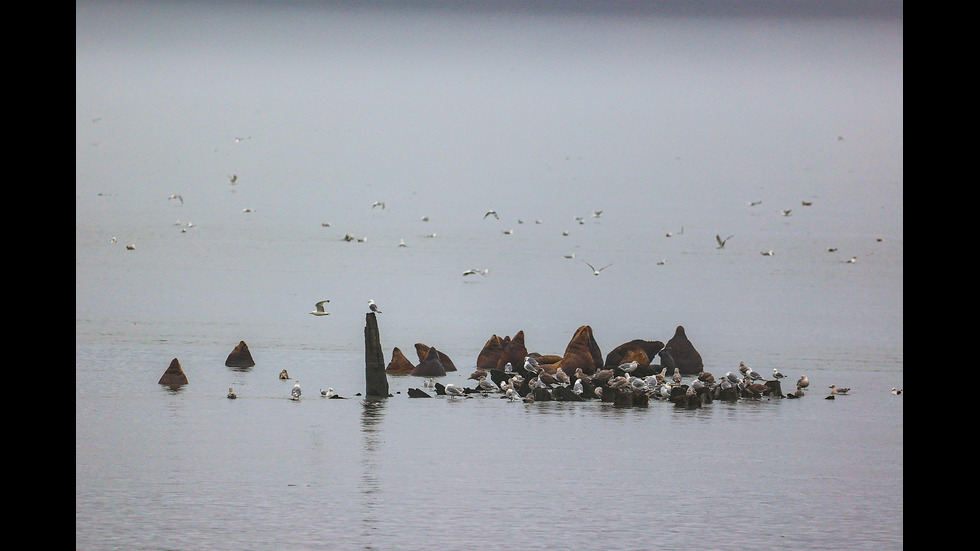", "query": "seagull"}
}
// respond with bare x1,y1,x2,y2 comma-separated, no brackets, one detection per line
666,226,683,237
242,208,255,213
562,231,570,236
445,384,464,400
826,247,838,253
802,200,813,206
772,368,786,380
279,369,290,380
554,369,570,387
398,239,407,247
463,268,489,277
368,300,382,314
593,210,603,218
234,136,251,143
291,381,302,400
657,259,667,265
502,229,513,235
829,385,850,395
618,361,639,373
891,388,902,395
372,201,386,210
745,367,764,382
716,234,734,248
523,356,540,375
478,376,499,393
125,244,136,250
563,254,576,259
168,194,183,204
748,200,763,206
484,210,499,219
227,387,237,399
423,378,435,388
321,222,332,227
782,209,793,217
672,367,683,385
320,387,335,398
760,250,774,256
506,387,521,401
228,174,238,185
109,237,117,243
797,375,810,390
844,256,858,263
309,300,330,316
583,261,612,276
572,379,584,395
